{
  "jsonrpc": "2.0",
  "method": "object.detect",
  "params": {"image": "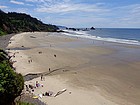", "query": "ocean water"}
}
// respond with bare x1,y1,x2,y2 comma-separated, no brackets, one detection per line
62,28,140,45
